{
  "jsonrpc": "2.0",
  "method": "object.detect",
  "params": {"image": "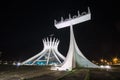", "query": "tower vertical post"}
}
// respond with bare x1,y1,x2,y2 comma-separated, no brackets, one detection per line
53,7,99,71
